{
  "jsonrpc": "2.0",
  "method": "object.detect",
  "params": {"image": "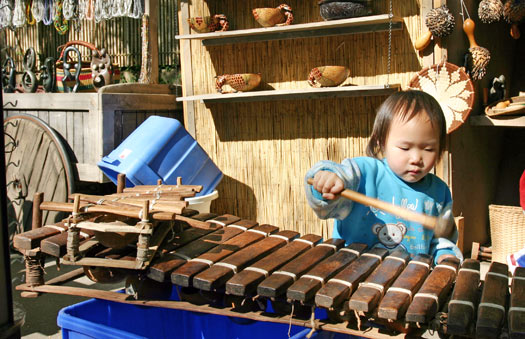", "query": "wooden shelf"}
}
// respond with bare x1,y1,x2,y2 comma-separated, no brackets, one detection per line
176,84,401,104
470,115,525,127
176,14,403,46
